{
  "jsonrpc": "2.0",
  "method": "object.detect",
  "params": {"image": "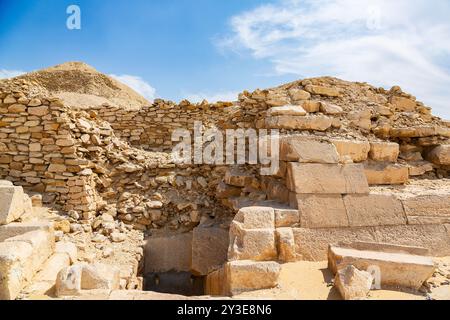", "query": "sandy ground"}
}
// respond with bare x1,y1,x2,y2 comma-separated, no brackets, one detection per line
237,261,427,300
